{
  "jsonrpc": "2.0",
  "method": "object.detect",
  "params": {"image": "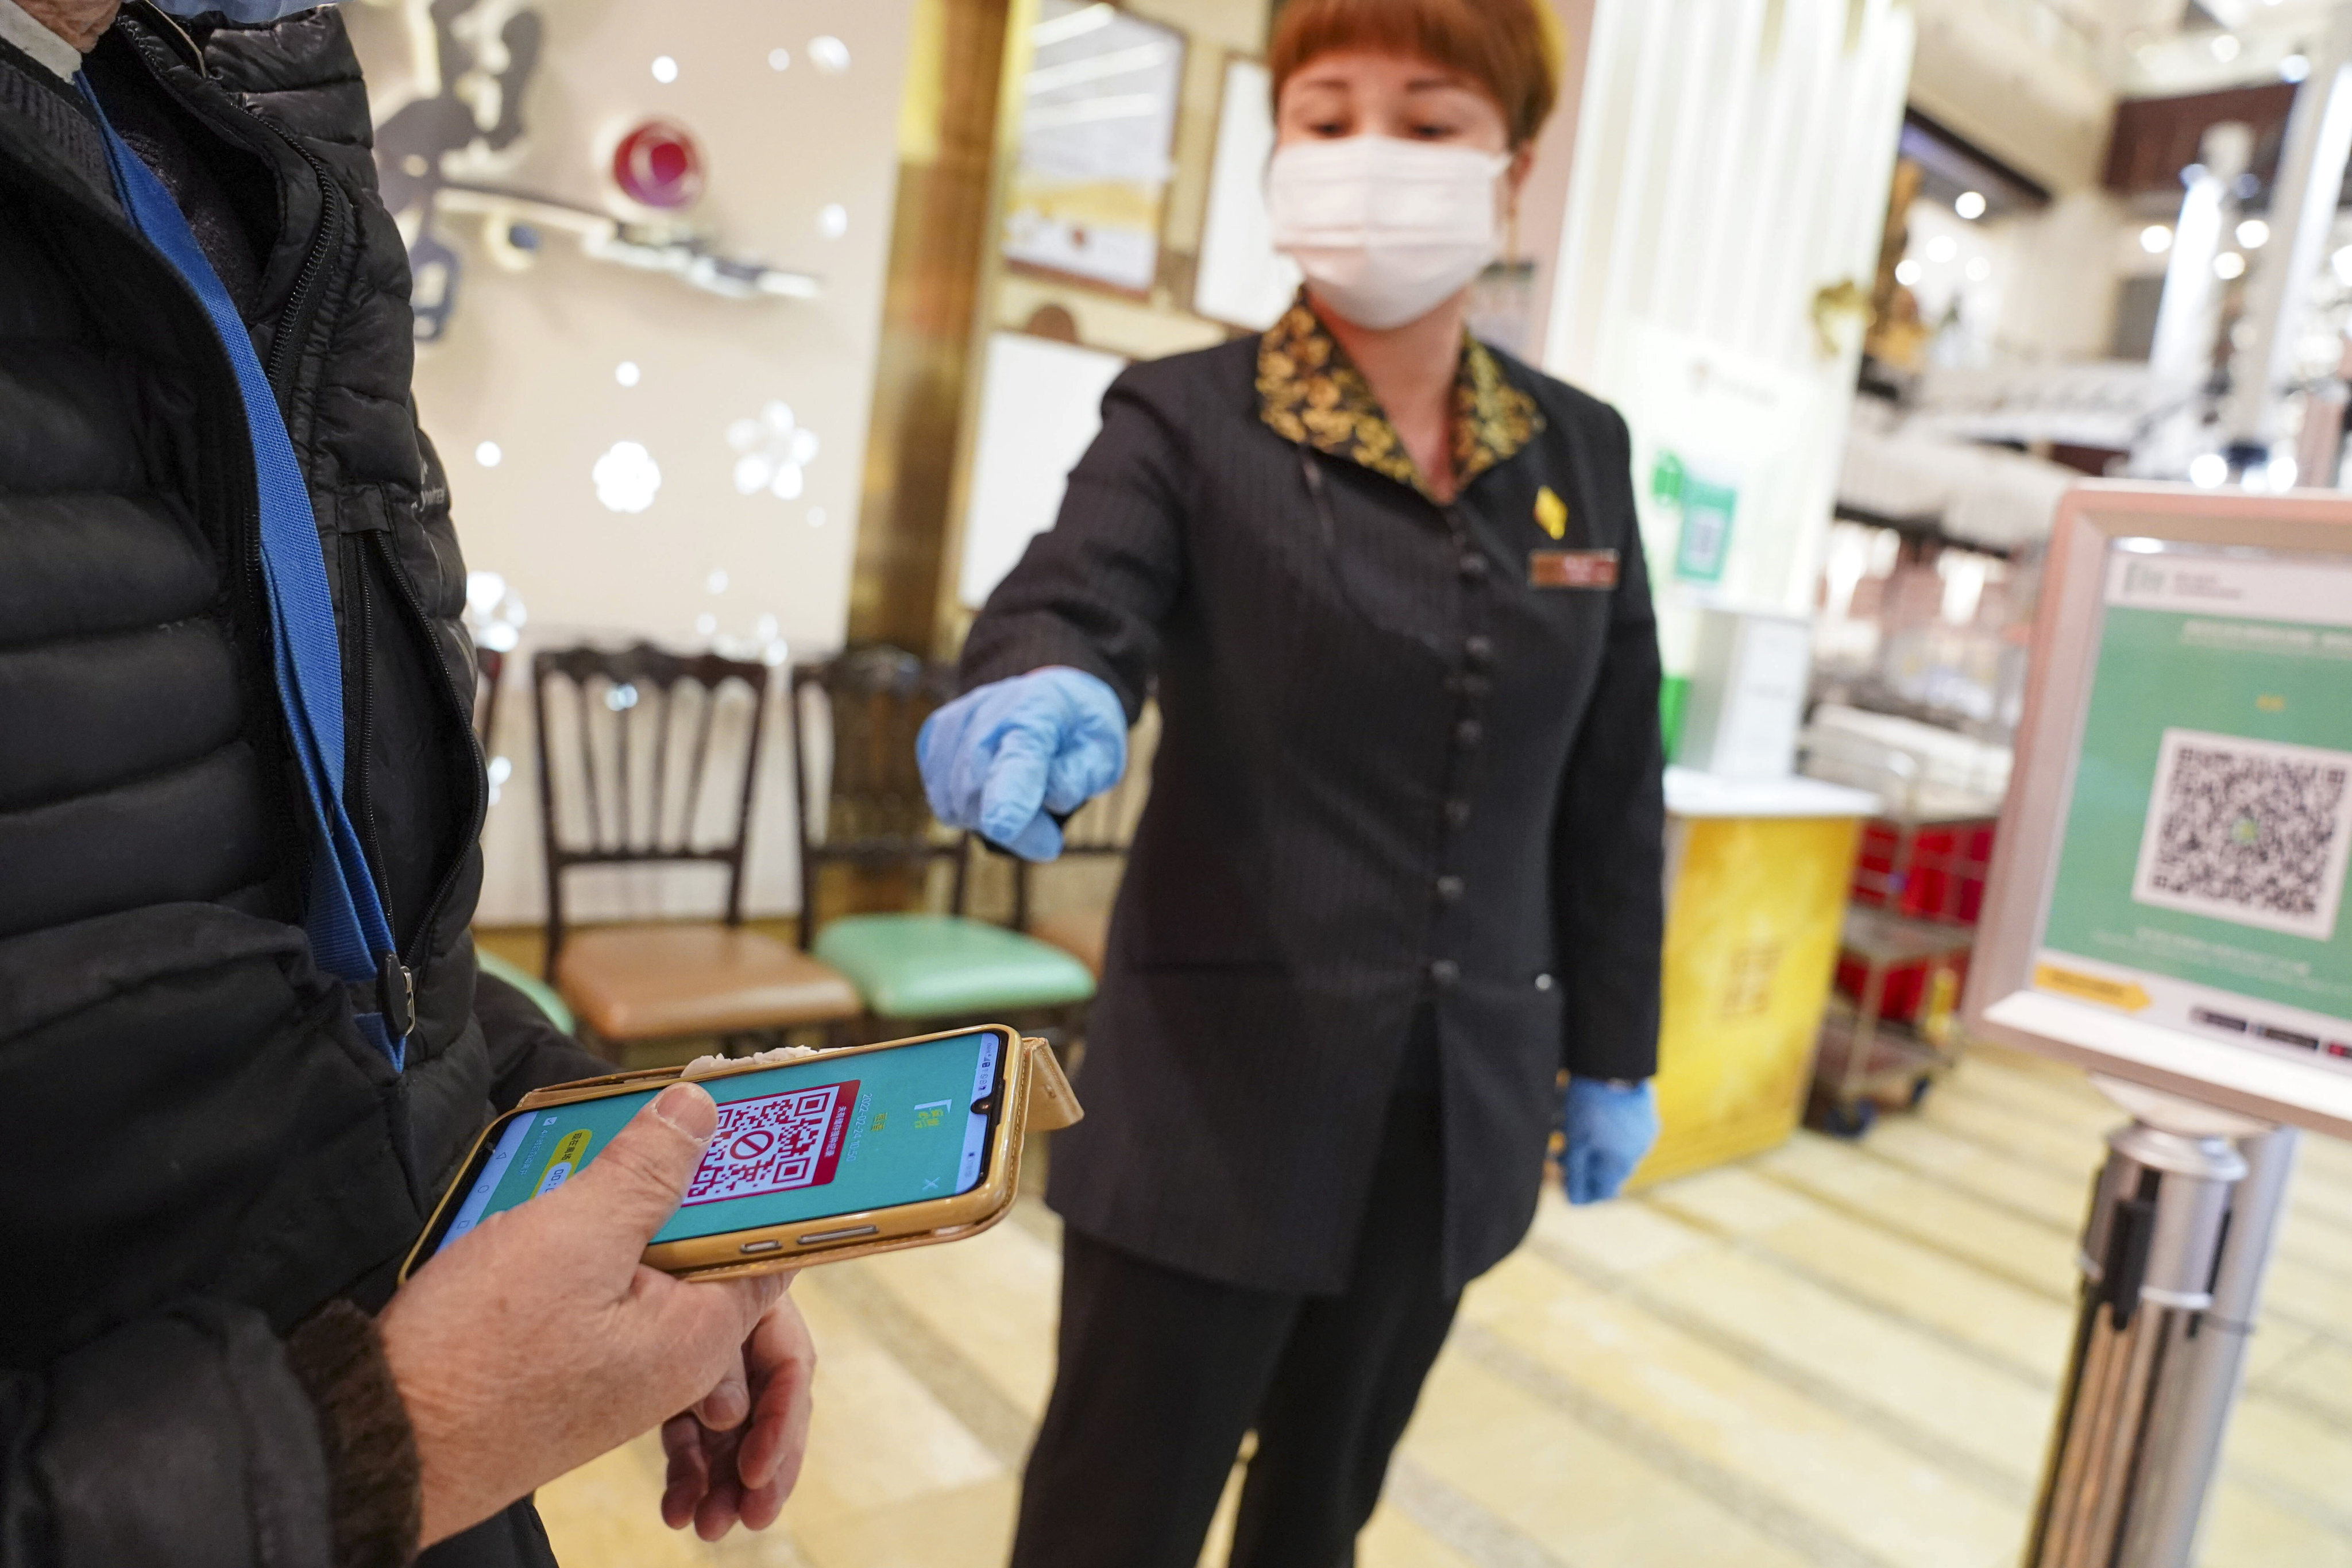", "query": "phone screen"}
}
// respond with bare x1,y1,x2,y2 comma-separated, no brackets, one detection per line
433,1031,1004,1255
